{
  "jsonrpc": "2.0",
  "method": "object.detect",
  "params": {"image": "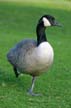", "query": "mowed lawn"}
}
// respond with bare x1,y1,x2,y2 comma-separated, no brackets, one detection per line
0,0,71,108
